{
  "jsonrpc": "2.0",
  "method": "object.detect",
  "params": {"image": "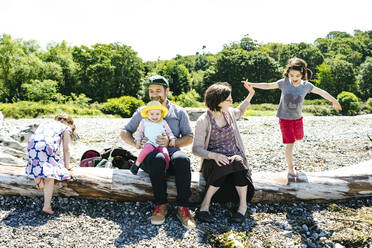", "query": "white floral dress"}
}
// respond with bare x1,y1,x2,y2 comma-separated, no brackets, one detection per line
25,120,71,181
